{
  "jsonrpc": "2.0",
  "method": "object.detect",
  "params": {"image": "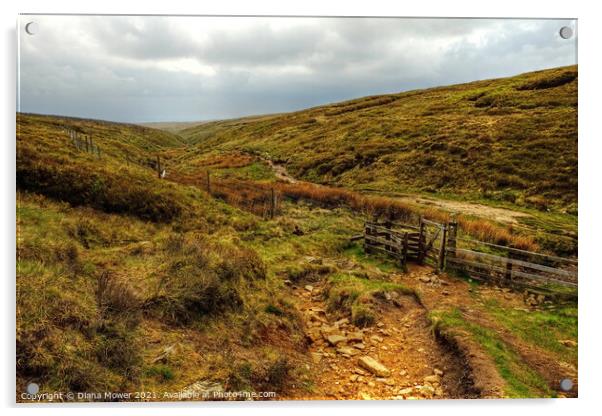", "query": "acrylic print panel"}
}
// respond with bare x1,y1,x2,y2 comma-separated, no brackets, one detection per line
16,15,578,402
